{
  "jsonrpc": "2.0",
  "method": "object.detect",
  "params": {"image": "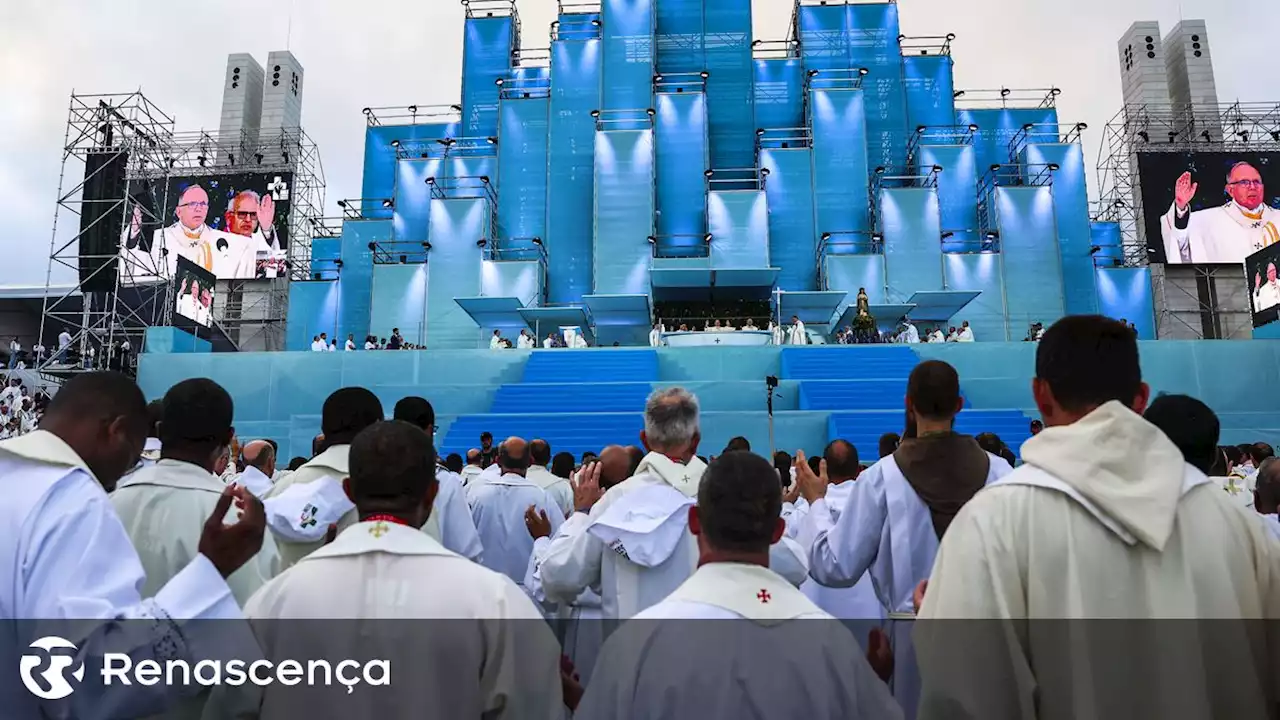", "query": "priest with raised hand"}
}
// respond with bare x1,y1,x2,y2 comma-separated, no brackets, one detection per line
571,451,902,720
914,316,1280,720
803,360,1012,720
263,387,384,570
392,395,484,562
537,387,809,621
468,436,563,585
1,371,267,720
222,420,563,719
